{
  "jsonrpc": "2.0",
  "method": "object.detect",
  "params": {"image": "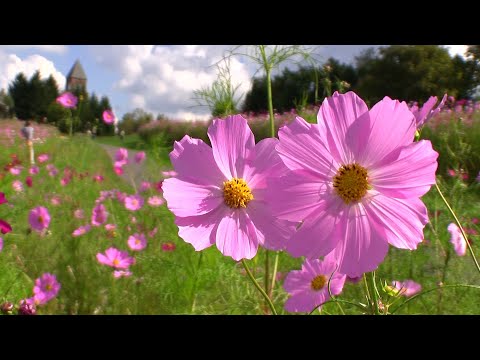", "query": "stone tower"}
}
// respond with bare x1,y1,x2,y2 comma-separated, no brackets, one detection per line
66,60,87,92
